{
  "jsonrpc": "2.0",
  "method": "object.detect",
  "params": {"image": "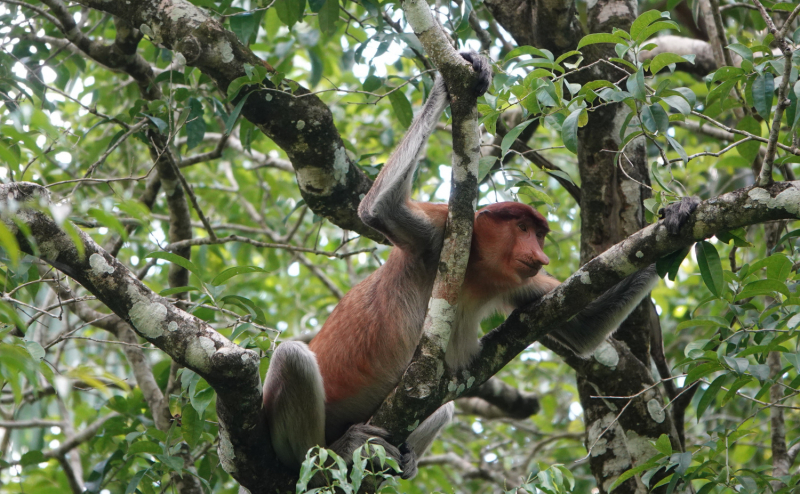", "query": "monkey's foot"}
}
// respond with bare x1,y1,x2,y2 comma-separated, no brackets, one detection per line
329,424,417,479
660,196,700,235
459,51,492,96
